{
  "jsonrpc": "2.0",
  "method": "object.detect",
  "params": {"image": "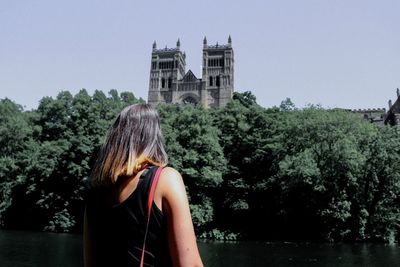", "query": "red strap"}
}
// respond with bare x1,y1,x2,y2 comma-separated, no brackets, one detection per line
147,166,163,215
140,166,163,267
